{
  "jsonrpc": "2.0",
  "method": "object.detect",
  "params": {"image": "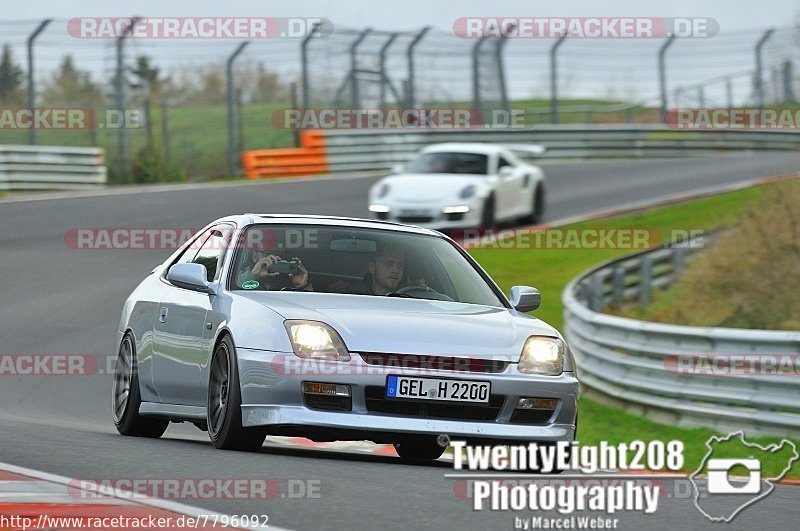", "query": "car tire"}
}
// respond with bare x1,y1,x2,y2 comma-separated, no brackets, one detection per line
394,436,446,462
521,184,545,225
112,334,169,438
480,195,496,228
207,334,267,452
